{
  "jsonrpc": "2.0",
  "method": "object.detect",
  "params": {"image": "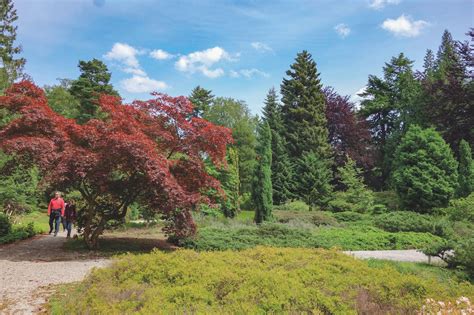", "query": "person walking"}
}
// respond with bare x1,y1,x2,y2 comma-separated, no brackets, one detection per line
64,200,77,238
48,191,65,236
